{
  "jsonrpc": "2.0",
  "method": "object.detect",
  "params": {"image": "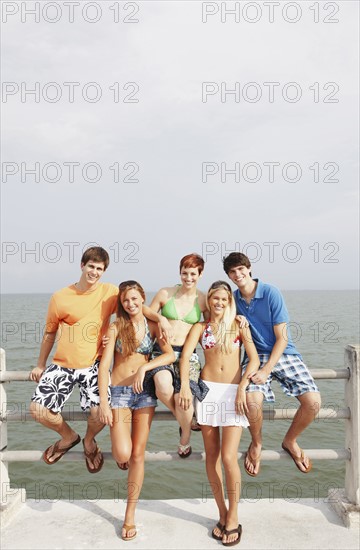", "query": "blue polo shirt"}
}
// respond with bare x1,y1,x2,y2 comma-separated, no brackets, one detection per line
234,279,299,355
